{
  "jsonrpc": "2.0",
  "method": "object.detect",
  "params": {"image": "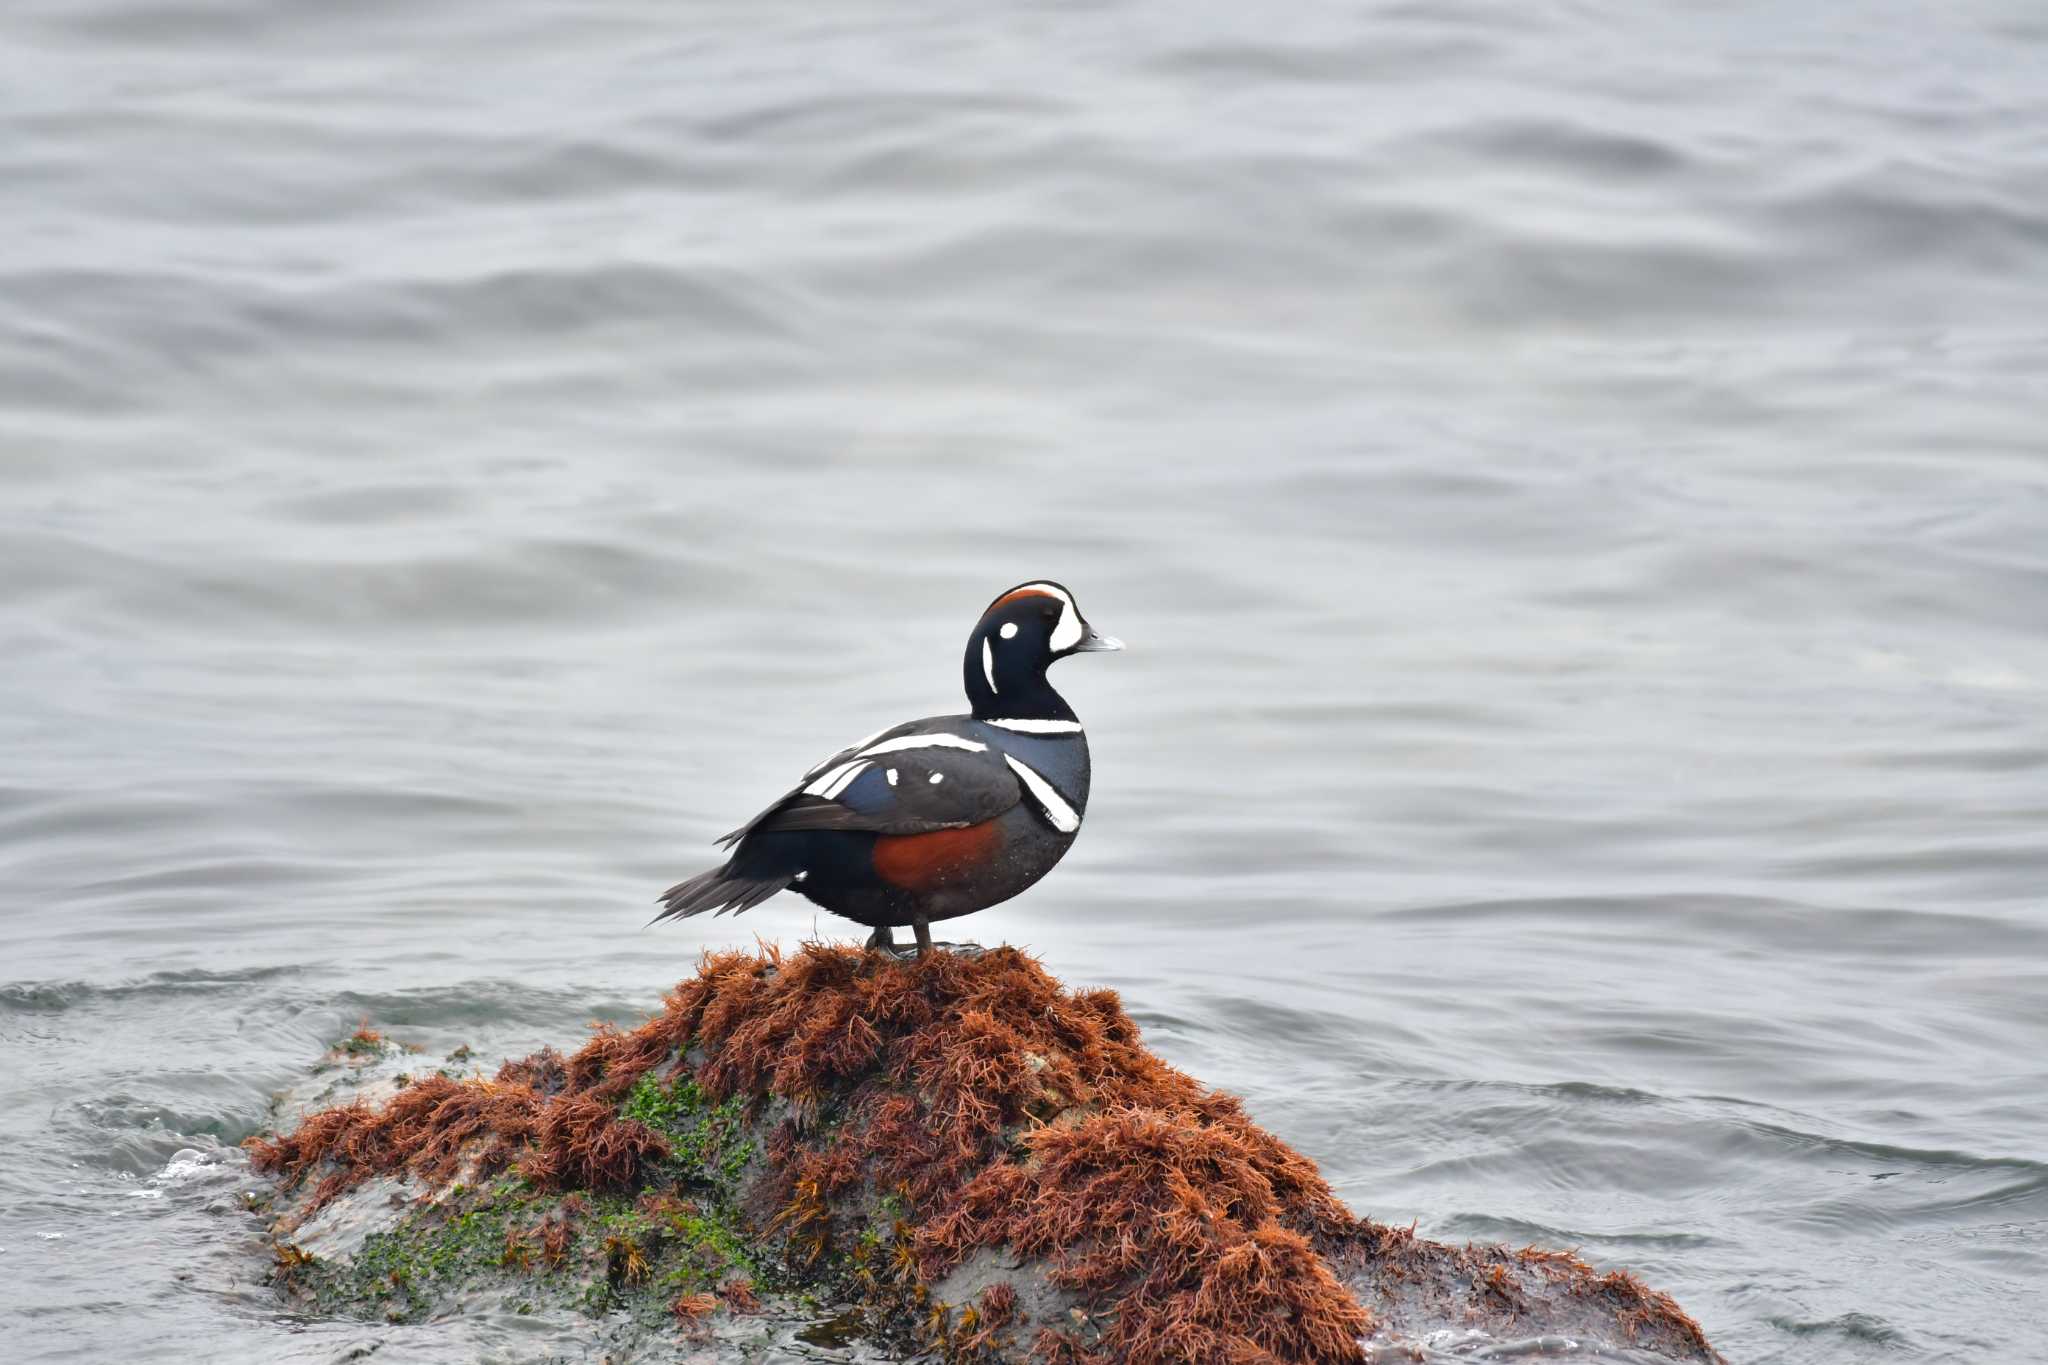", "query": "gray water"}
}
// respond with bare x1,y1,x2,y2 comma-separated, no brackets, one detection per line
4,1,2046,1360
